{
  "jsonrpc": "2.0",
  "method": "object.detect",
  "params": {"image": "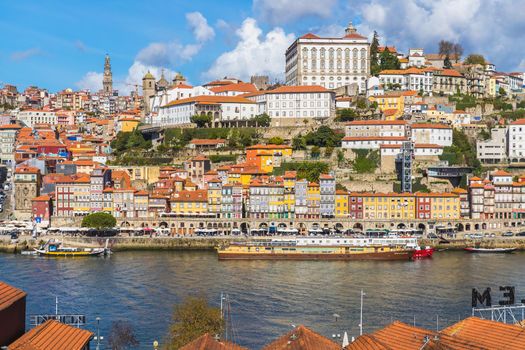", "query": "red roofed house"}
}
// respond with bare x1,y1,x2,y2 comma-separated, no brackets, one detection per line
188,138,227,150
9,320,93,350
0,281,26,347
263,325,341,350
31,195,52,225
285,22,369,93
